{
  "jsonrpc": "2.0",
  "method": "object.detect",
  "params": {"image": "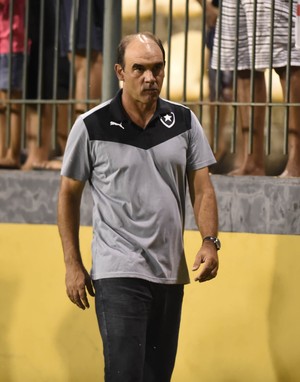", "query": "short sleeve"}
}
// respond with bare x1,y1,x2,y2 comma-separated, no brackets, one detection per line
61,116,92,181
186,110,216,170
